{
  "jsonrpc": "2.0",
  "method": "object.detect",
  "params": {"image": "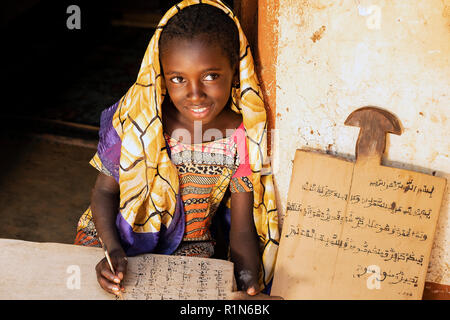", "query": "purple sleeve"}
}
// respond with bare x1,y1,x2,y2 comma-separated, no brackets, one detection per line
96,102,122,182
